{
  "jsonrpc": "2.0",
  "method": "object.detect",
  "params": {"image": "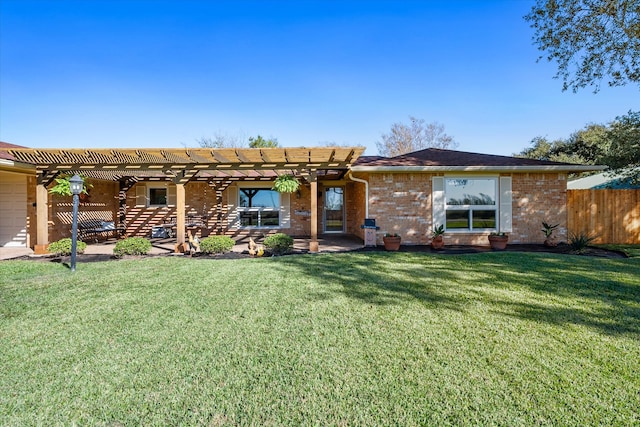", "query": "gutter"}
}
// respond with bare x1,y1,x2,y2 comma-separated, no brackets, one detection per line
350,165,607,173
0,158,36,174
347,172,369,218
